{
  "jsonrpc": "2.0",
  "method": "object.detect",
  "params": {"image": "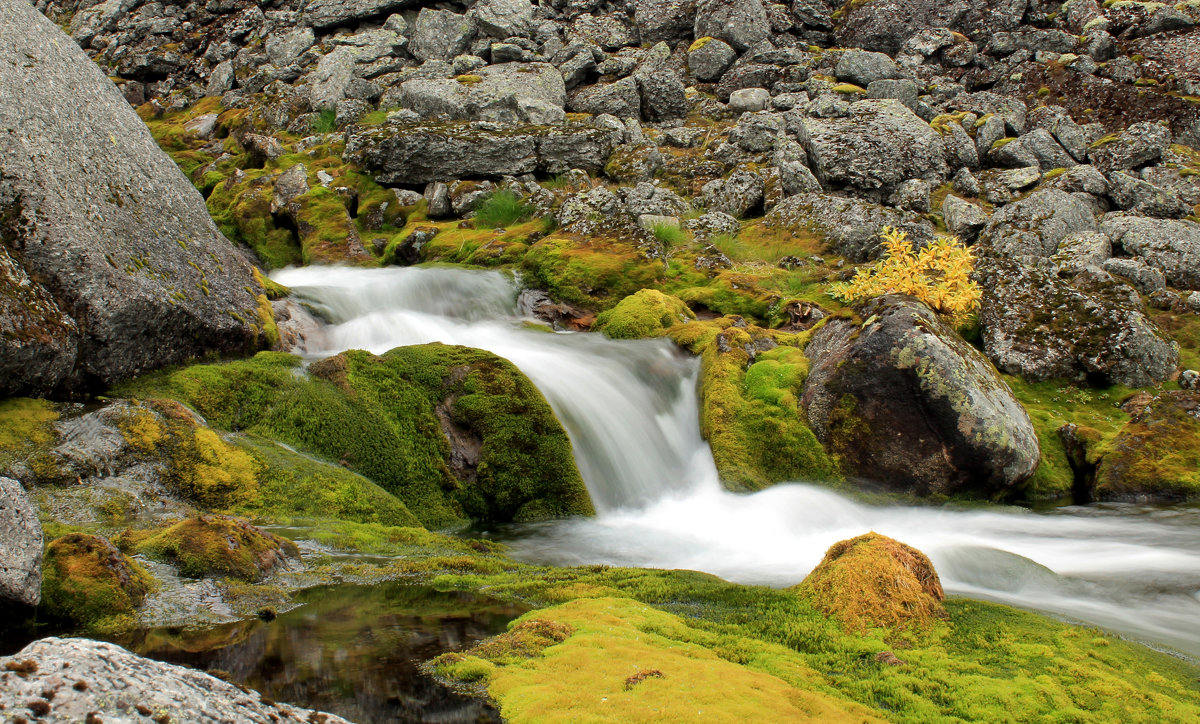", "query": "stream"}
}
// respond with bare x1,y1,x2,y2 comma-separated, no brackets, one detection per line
274,265,1200,660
